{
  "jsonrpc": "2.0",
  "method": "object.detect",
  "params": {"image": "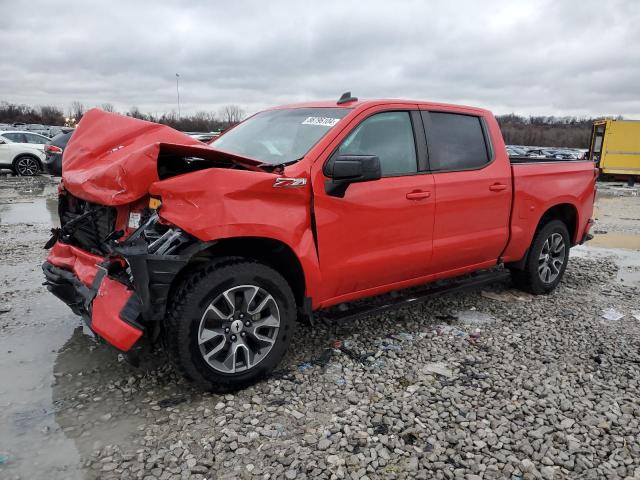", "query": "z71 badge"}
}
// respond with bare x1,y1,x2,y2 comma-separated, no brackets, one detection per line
273,177,307,188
